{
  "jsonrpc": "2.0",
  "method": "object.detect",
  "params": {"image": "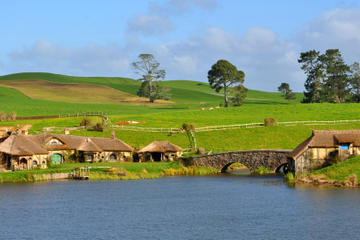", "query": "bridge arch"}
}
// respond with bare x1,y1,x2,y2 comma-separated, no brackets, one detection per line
221,162,250,173
184,150,290,173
